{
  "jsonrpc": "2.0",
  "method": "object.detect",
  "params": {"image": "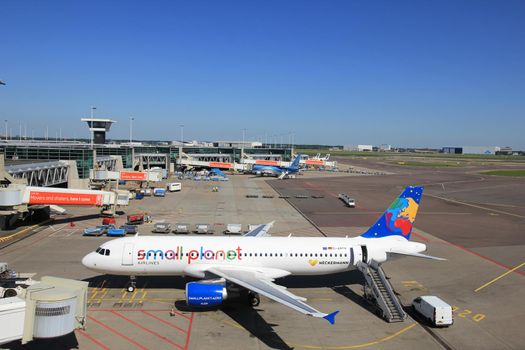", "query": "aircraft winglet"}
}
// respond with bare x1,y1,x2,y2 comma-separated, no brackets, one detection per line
323,310,339,325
